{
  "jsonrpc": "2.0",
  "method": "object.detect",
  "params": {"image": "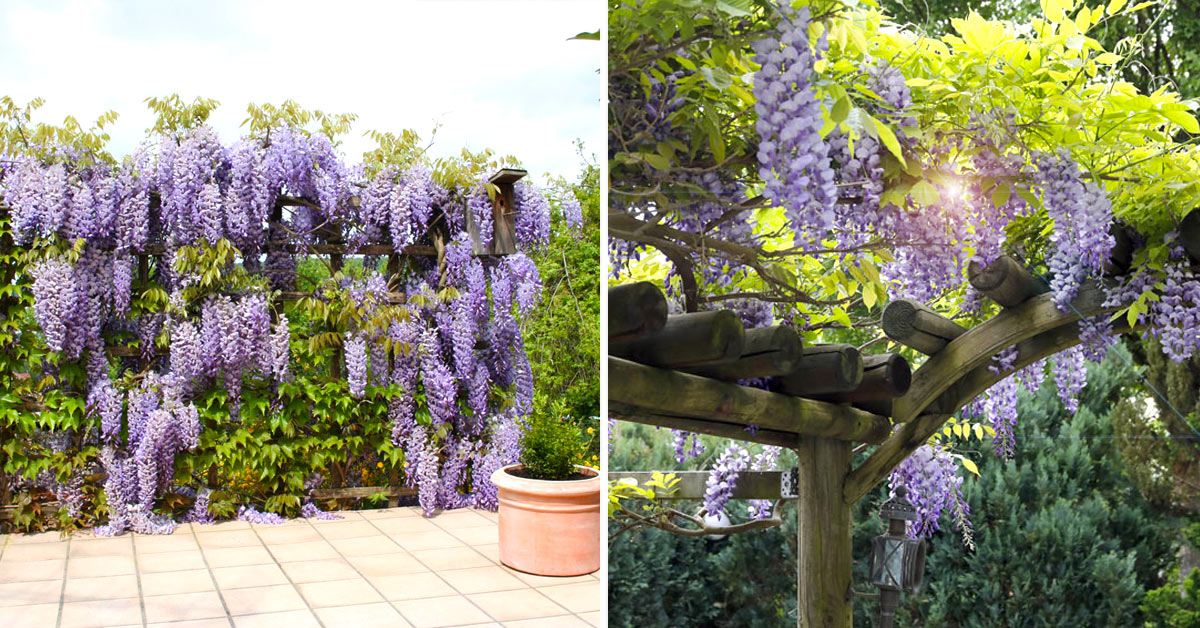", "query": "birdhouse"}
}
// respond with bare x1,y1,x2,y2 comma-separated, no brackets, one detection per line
467,167,527,256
